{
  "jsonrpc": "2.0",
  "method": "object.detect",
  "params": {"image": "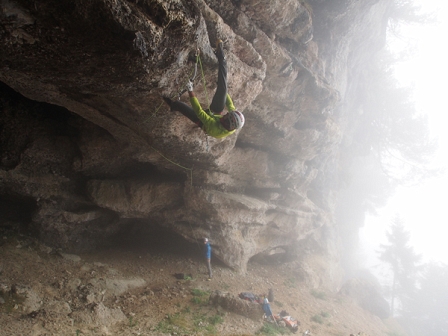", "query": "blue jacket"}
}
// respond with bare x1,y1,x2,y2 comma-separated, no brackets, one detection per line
263,298,273,316
204,242,211,259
